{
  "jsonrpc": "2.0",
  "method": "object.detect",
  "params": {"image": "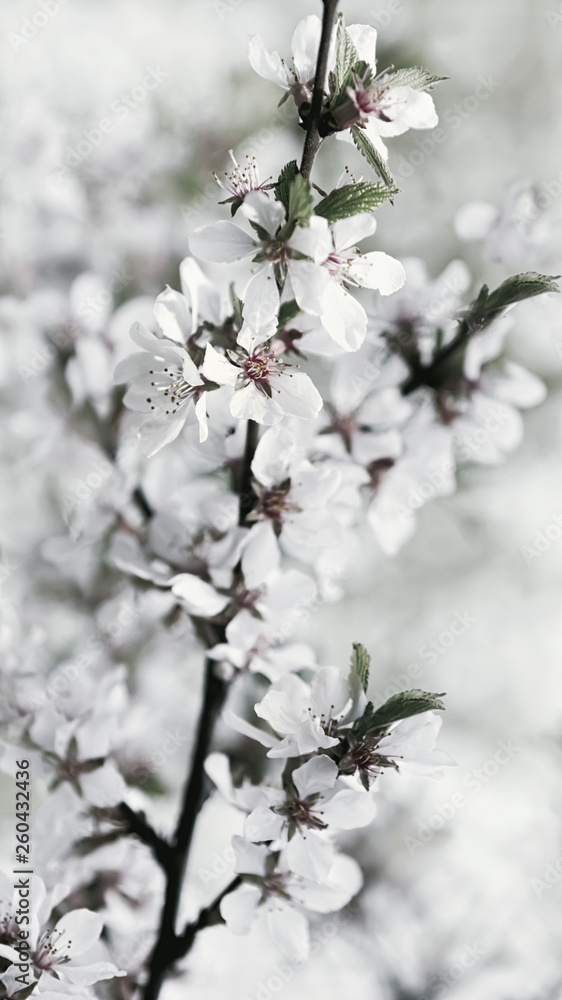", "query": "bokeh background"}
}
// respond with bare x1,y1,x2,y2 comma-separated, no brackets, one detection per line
2,0,562,997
